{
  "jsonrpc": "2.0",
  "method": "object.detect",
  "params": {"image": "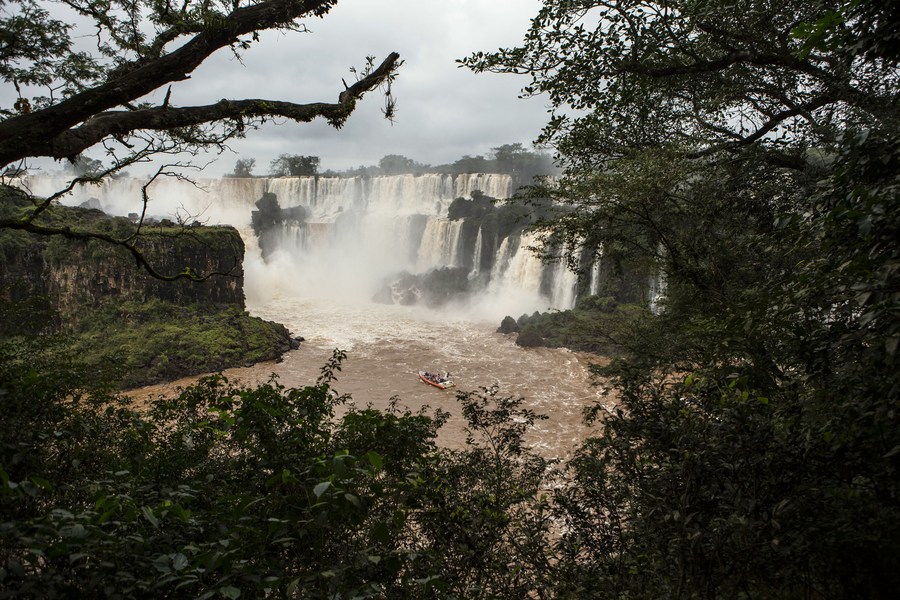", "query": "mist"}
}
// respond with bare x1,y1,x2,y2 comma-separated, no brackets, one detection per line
21,172,579,326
